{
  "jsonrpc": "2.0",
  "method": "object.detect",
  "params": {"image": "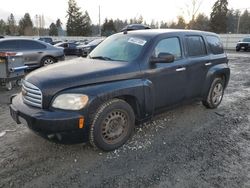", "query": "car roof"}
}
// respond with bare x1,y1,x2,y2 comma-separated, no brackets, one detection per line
0,38,40,41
